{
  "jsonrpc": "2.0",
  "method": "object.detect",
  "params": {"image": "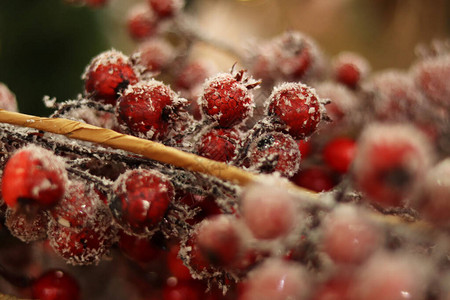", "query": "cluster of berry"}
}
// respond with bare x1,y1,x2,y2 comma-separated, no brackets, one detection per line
0,0,449,299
